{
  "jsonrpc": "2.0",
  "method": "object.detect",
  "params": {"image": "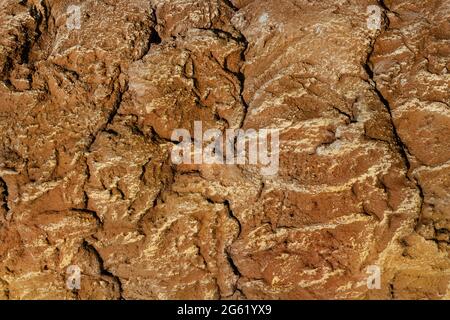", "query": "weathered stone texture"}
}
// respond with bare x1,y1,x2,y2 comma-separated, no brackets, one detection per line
0,0,449,300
